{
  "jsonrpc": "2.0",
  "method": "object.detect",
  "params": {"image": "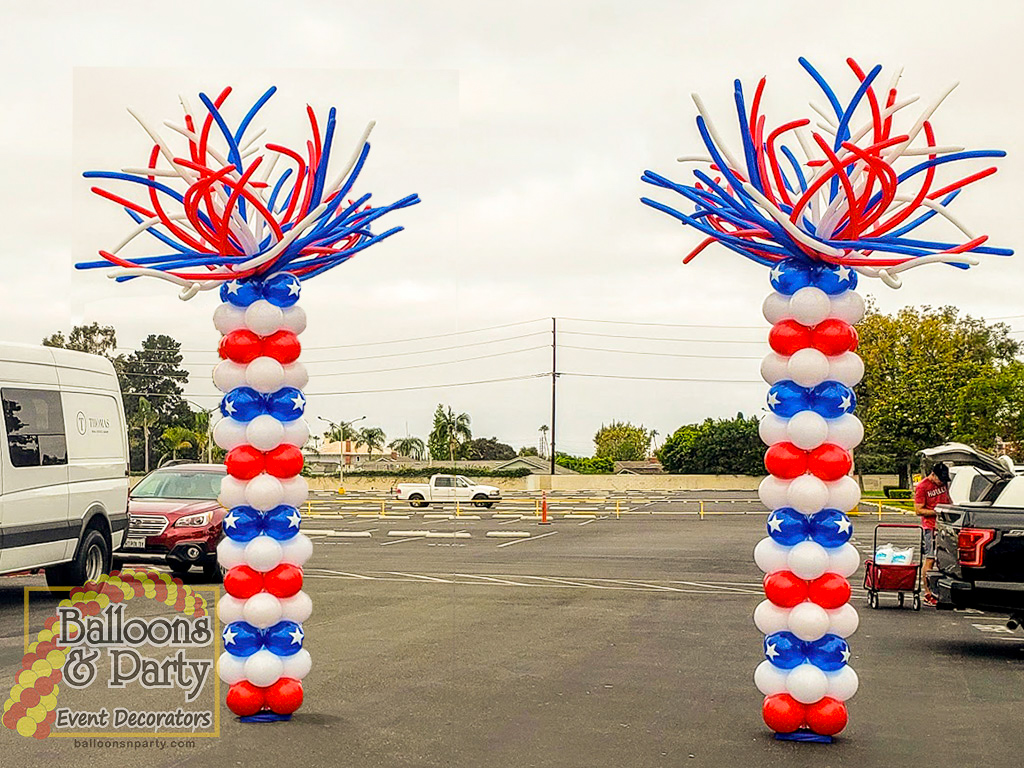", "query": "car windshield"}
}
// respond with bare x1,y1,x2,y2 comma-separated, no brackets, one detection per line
131,470,223,500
